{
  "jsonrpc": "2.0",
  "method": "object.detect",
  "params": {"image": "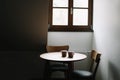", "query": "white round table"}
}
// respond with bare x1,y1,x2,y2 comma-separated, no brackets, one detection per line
40,52,87,62
40,52,87,80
